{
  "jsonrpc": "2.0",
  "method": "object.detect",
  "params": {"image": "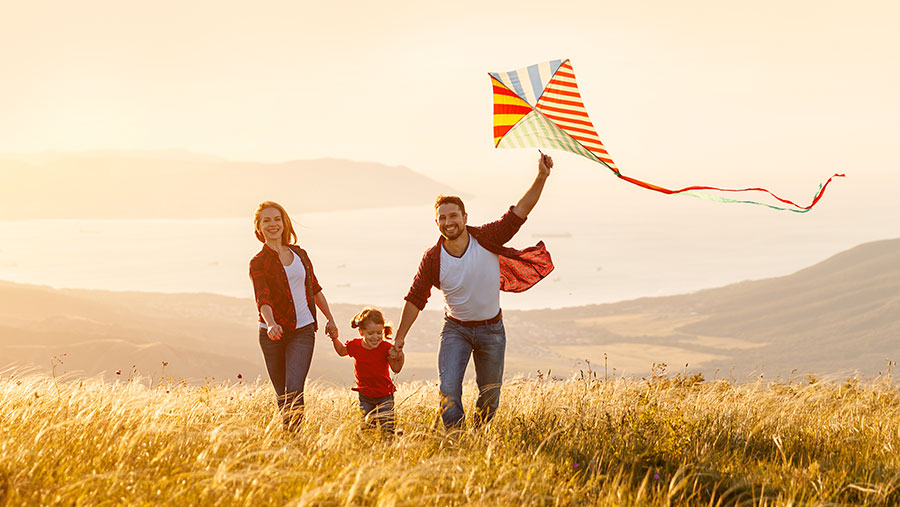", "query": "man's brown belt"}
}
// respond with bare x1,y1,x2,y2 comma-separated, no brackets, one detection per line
444,310,502,328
